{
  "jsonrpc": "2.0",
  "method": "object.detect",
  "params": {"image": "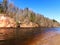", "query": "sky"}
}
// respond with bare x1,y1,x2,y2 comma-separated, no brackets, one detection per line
0,0,60,22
